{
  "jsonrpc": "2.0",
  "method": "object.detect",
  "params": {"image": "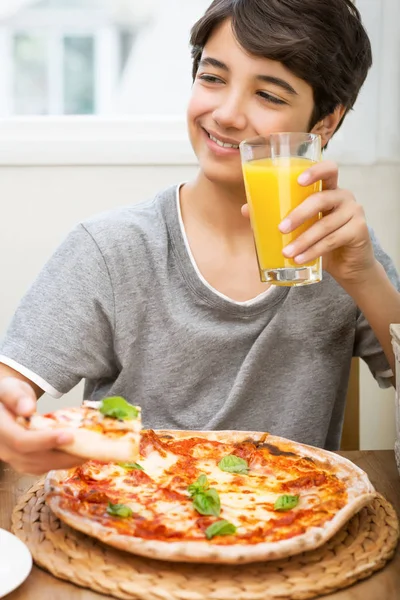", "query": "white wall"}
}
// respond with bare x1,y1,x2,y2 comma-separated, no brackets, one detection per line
0,162,398,449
